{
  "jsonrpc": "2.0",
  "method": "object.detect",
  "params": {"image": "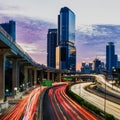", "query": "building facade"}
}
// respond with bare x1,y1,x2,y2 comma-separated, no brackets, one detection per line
57,7,76,71
0,20,16,41
106,42,115,74
93,58,104,73
81,62,92,74
47,29,57,68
